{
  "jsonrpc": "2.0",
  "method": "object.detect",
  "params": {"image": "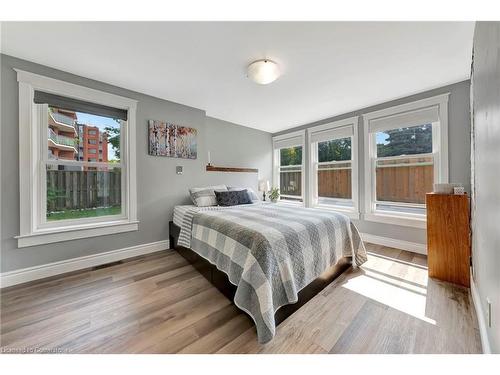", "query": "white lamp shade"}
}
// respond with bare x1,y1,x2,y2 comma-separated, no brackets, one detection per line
247,60,280,85
259,180,270,192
